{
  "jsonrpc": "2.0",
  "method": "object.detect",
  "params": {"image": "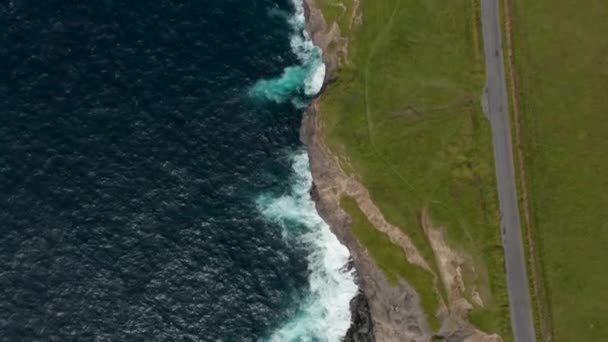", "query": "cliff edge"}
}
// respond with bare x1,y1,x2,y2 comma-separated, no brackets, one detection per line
301,1,505,341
